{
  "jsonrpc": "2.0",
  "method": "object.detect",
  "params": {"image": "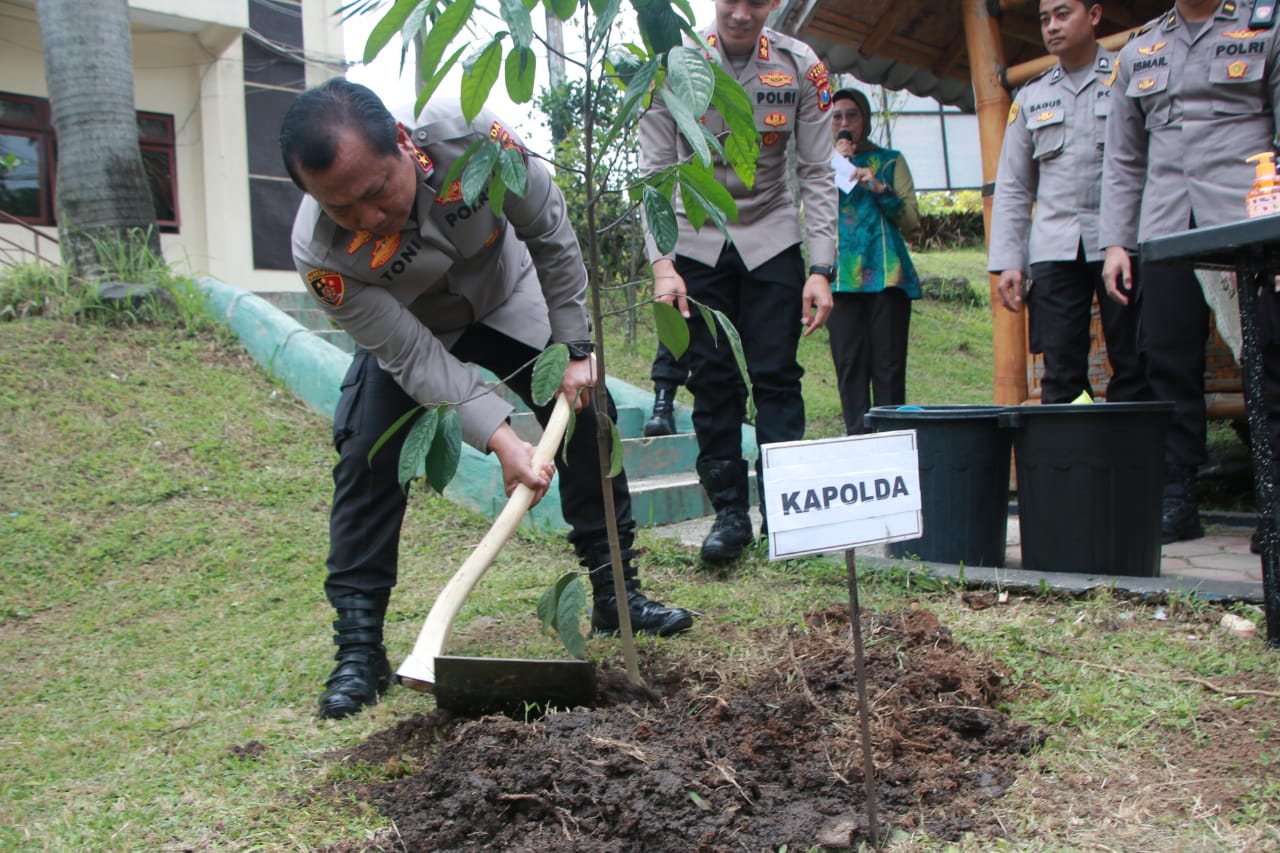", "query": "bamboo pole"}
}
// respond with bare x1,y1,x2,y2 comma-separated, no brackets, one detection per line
1004,29,1141,89
962,0,1027,406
